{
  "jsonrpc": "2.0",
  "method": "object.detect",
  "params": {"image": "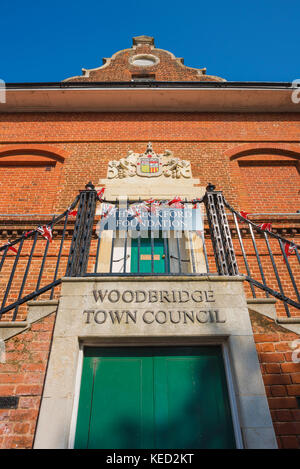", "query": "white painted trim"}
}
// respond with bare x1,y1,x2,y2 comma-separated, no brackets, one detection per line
3,87,298,113
68,342,84,449
222,343,244,449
